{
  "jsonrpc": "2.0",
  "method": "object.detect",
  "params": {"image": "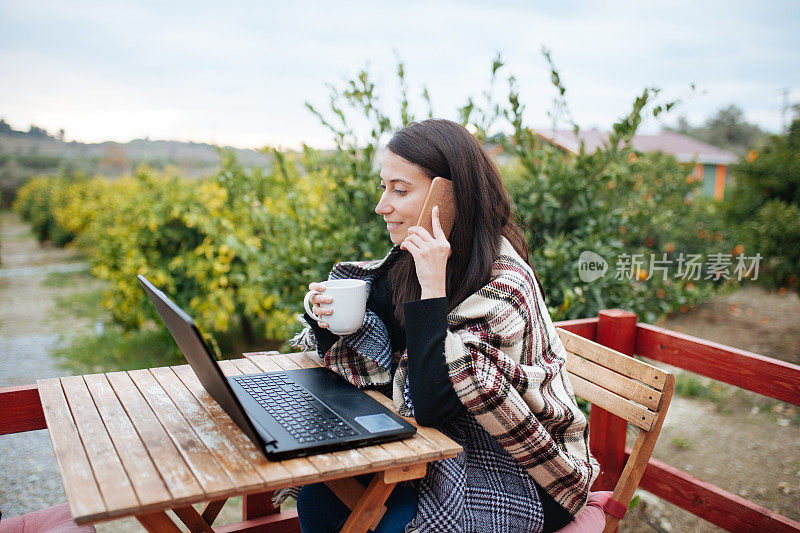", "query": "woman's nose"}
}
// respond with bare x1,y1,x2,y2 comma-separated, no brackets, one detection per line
375,192,392,214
